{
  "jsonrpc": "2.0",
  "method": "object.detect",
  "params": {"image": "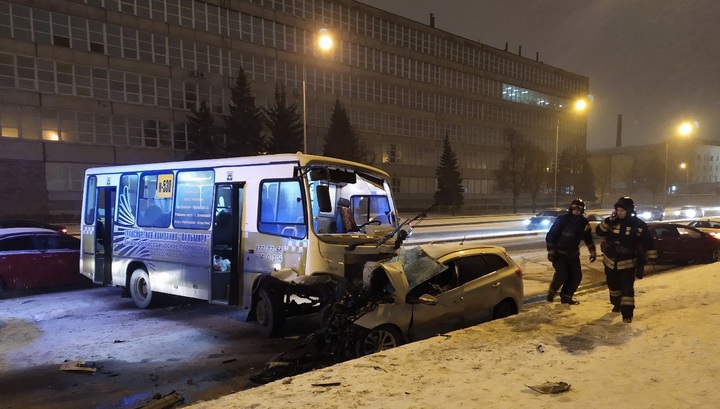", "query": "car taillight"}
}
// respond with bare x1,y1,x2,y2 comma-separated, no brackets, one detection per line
514,268,523,278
